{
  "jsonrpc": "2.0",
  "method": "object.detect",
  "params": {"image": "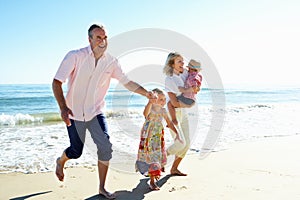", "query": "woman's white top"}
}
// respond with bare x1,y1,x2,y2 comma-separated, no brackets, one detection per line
164,69,188,96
